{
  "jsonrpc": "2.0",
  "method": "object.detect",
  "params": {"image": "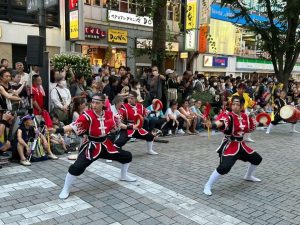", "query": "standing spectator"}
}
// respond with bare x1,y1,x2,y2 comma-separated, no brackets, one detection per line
116,75,131,98
166,70,179,104
103,75,119,103
69,73,87,101
181,70,194,101
10,73,28,110
32,74,46,117
72,98,87,122
145,66,166,105
0,70,22,110
50,77,72,124
15,62,29,84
